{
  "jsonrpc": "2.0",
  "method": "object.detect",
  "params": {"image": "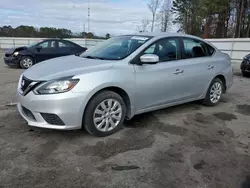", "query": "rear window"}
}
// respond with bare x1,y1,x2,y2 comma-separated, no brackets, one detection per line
182,38,215,59
59,41,76,48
